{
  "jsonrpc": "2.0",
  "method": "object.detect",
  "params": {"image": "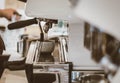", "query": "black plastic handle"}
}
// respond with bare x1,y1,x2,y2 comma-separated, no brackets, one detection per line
8,18,37,30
